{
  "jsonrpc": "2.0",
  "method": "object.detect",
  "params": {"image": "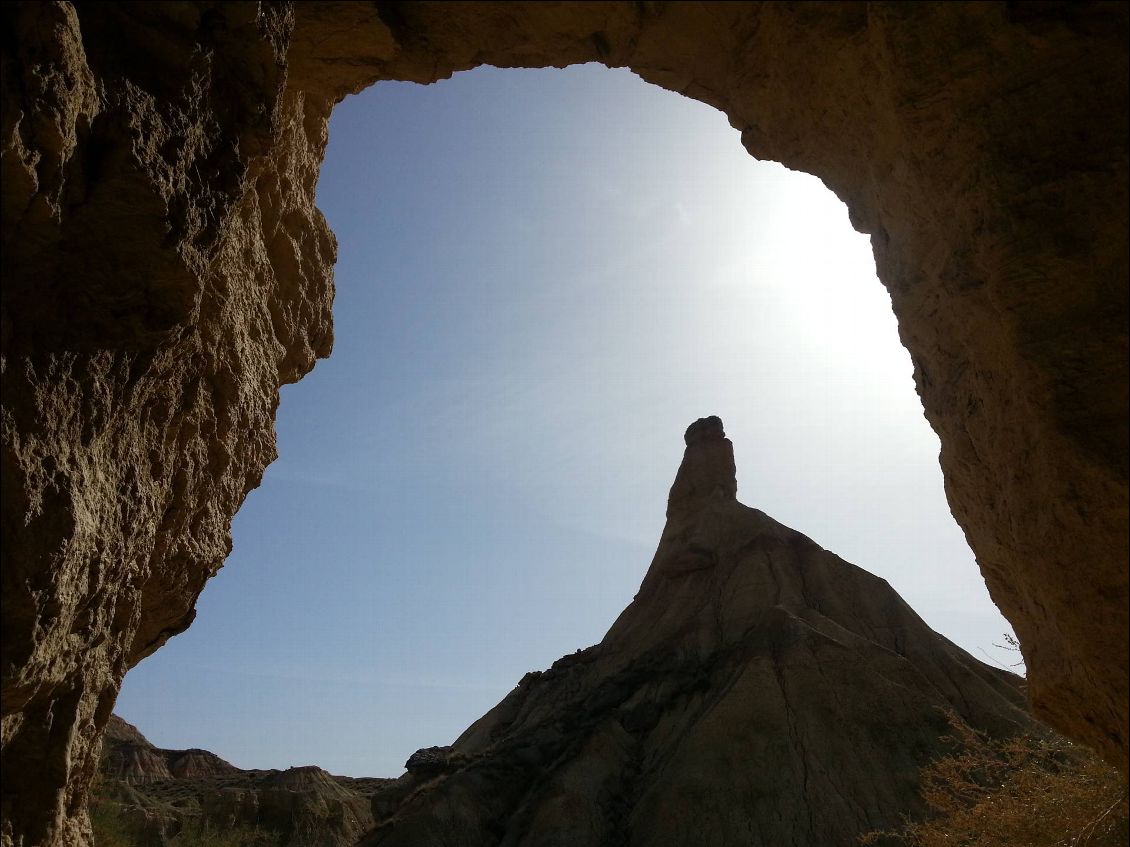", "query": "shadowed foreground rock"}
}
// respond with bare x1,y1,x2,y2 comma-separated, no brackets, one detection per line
360,418,1033,847
2,3,1126,845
